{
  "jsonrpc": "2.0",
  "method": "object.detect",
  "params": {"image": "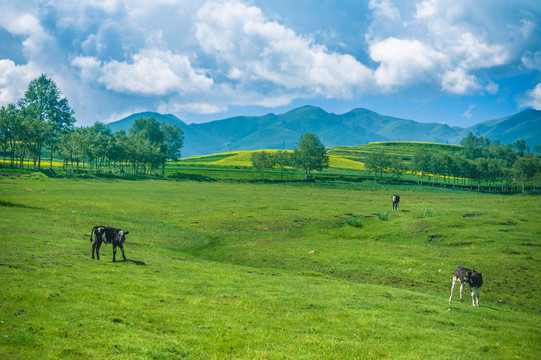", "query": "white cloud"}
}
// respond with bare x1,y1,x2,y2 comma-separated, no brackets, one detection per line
195,1,373,98
450,32,508,69
462,103,475,118
441,68,480,95
0,59,40,105
369,0,401,20
74,49,213,96
521,50,541,70
369,37,443,90
366,1,519,95
175,102,226,115
486,80,499,95
414,0,437,19
523,83,541,110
